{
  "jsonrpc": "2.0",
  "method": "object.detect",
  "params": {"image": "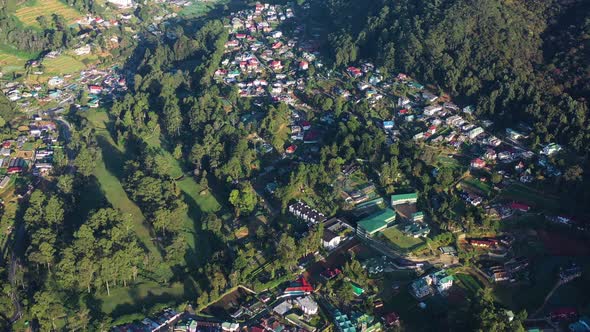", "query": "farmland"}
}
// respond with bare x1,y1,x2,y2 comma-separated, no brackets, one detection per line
15,0,81,28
